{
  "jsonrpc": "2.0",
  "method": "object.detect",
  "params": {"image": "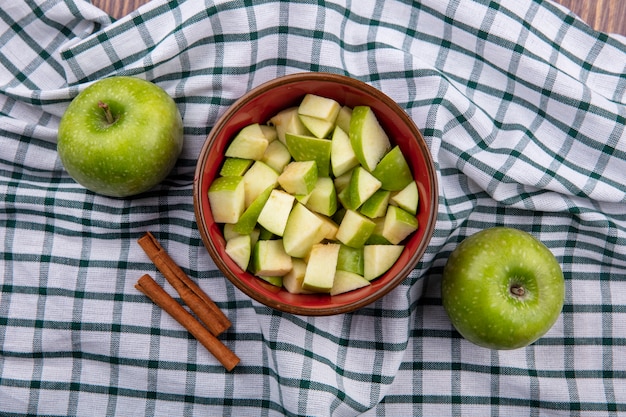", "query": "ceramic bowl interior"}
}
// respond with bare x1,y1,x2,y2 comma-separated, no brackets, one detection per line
194,72,438,316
